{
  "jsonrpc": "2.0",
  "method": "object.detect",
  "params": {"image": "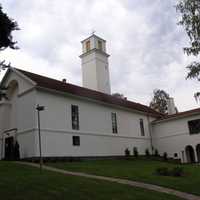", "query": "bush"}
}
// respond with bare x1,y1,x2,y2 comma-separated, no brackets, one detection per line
171,167,184,177
156,167,170,176
13,141,20,161
154,149,159,157
163,152,168,161
155,166,185,177
125,148,130,157
145,148,150,157
133,147,138,157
